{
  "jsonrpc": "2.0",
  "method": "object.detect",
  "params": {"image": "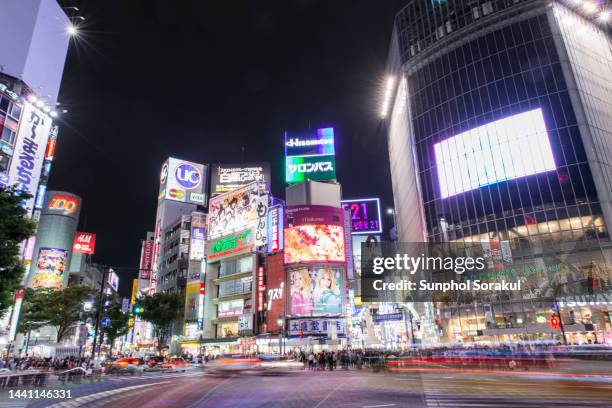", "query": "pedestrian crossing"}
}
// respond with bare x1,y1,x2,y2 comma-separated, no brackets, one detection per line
423,392,611,407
